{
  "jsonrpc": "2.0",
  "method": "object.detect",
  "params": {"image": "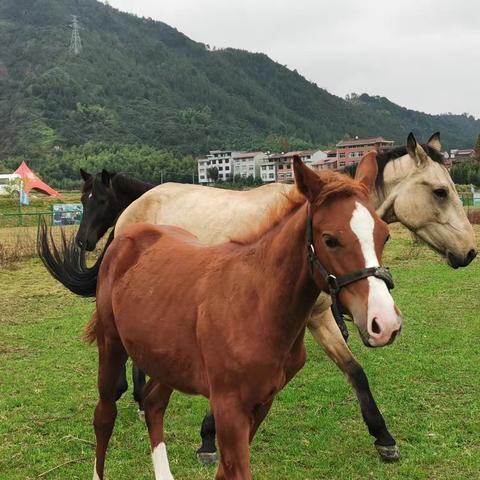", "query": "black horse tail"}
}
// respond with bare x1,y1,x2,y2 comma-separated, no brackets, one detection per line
37,219,114,297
